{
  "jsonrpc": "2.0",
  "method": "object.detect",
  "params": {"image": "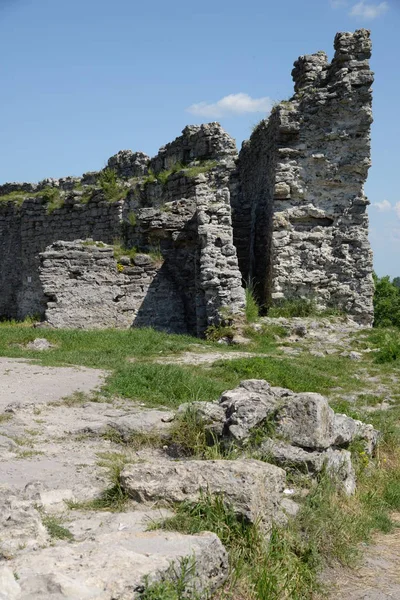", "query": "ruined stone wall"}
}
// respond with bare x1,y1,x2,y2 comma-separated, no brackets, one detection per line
0,197,122,319
0,32,375,330
40,241,187,332
235,29,374,324
0,124,245,333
